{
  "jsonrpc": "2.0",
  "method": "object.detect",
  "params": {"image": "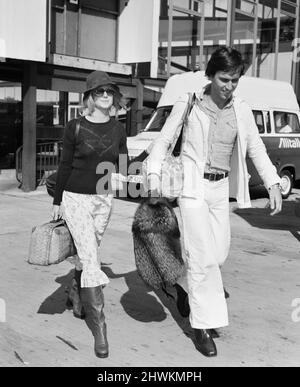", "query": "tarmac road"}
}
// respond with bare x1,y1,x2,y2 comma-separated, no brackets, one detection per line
0,177,299,367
